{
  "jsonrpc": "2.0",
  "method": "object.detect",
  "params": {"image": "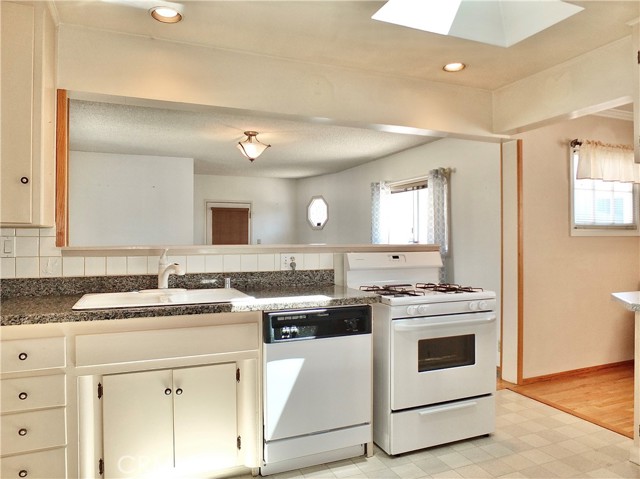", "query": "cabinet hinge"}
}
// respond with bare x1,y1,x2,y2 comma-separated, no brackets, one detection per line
98,458,104,475
237,435,242,450
97,382,103,400
236,368,240,383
